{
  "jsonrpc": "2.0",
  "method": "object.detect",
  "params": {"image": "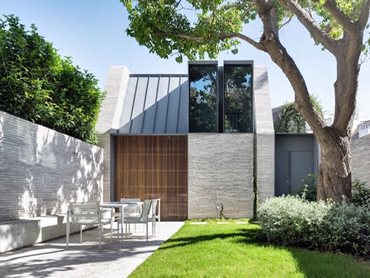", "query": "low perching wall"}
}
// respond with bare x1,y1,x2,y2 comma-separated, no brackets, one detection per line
352,135,370,186
0,111,103,252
